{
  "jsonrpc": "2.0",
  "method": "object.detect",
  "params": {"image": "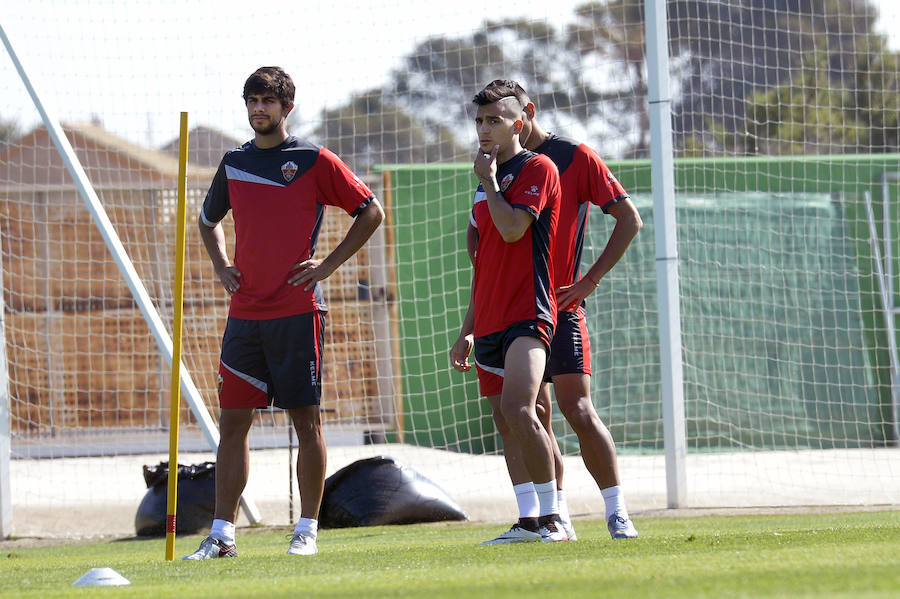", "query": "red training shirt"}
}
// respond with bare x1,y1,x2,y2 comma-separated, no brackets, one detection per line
202,136,374,320
469,150,561,338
